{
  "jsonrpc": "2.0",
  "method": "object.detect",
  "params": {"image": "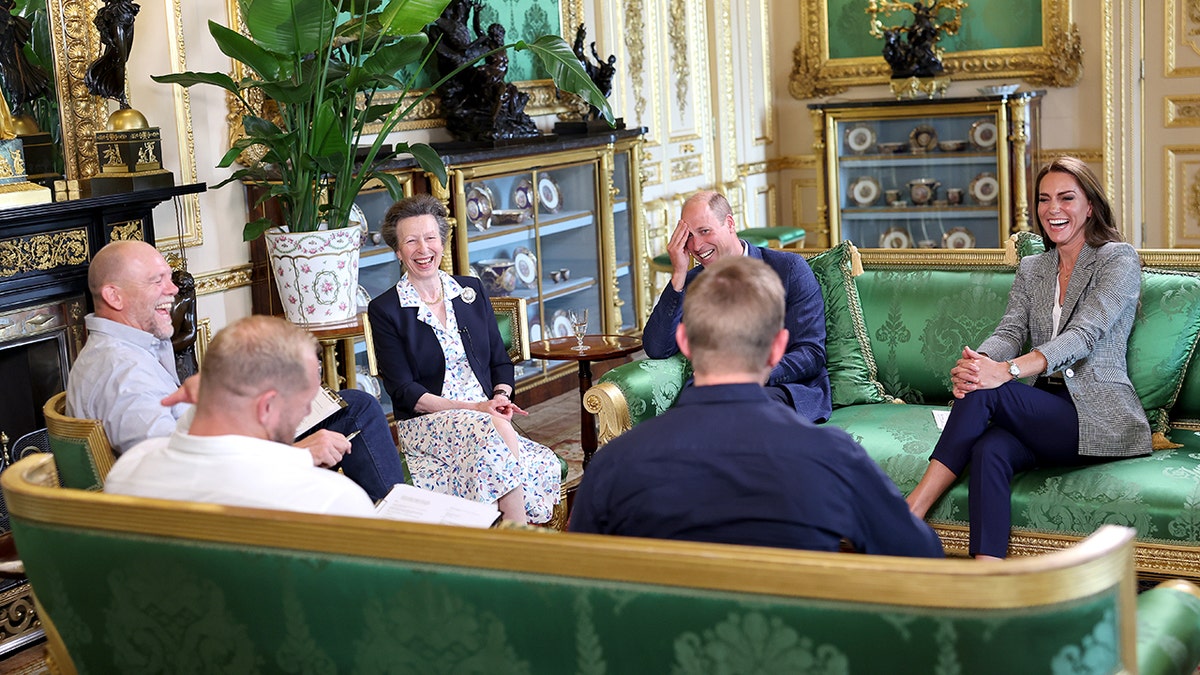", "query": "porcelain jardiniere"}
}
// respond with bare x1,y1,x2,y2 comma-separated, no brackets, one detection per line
264,227,362,326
